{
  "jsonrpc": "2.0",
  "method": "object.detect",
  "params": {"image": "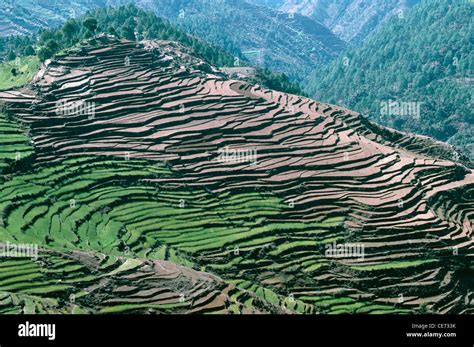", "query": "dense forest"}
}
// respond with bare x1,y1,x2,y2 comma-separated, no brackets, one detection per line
249,0,422,44
0,5,304,95
305,0,473,157
0,5,235,67
142,0,346,80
